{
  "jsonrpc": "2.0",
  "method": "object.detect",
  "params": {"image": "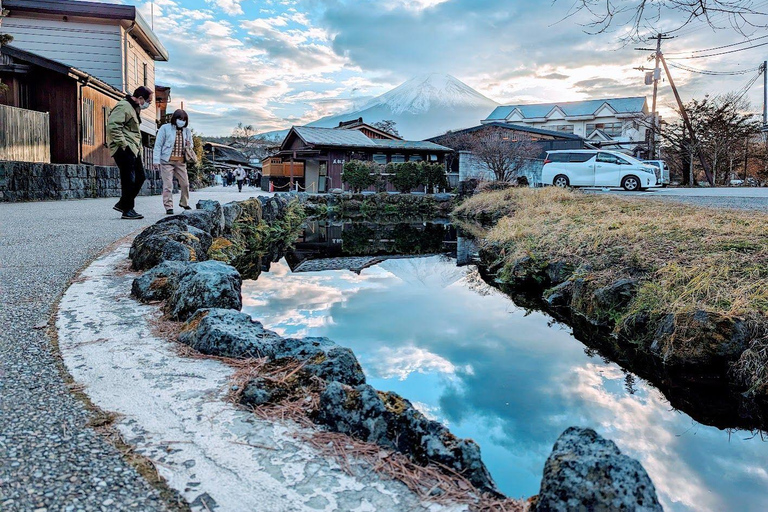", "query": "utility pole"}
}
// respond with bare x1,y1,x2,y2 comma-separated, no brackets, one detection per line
659,53,714,185
763,60,767,128
635,34,672,159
